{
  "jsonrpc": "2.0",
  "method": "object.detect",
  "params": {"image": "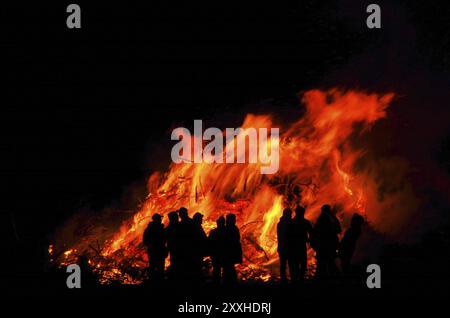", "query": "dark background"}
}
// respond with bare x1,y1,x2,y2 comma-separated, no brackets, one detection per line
1,0,449,300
